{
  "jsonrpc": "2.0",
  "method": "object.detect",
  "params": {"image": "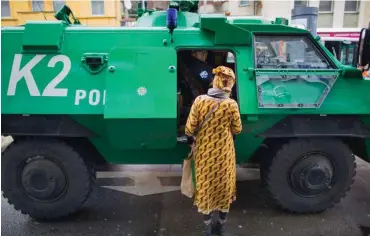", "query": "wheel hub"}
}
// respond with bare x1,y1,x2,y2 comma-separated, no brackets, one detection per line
290,154,334,197
21,157,67,202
